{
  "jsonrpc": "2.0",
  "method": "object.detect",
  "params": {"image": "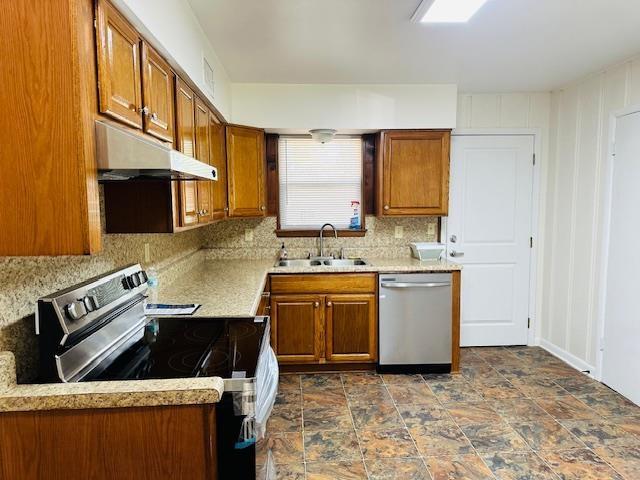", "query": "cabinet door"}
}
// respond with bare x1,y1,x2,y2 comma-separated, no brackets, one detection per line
95,0,142,128
210,112,228,220
226,126,266,217
141,42,174,142
174,77,198,226
194,96,212,224
271,295,323,363
378,130,450,216
325,294,377,363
